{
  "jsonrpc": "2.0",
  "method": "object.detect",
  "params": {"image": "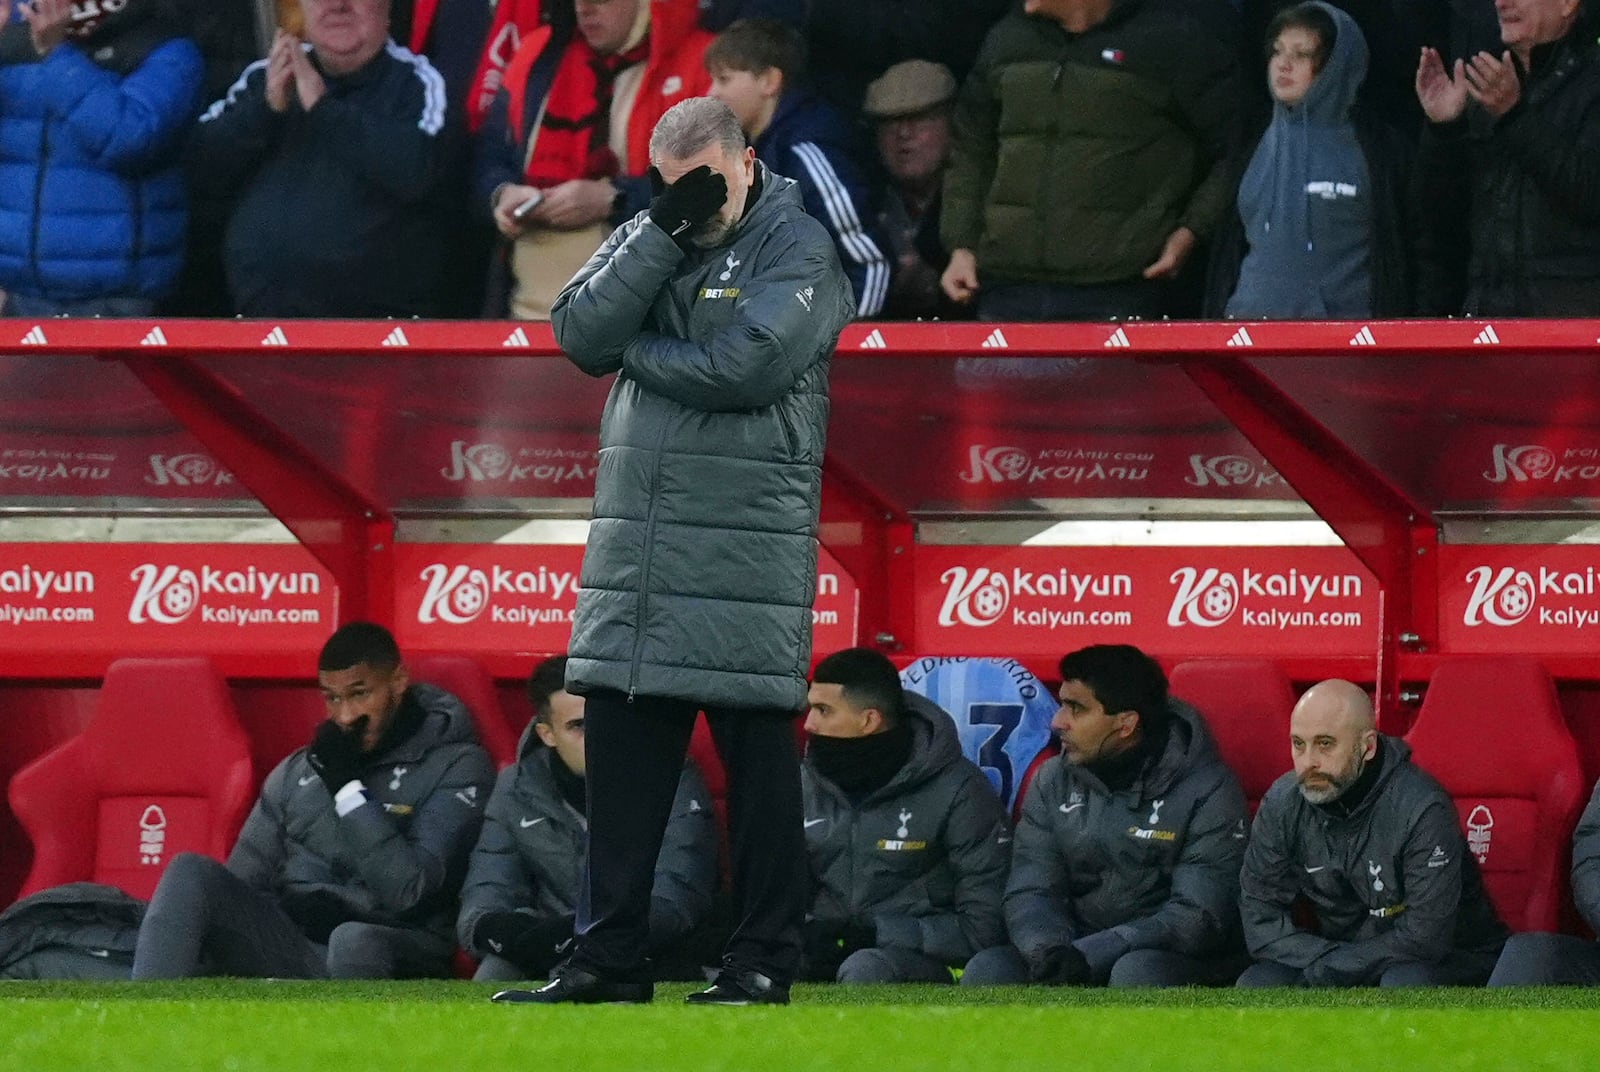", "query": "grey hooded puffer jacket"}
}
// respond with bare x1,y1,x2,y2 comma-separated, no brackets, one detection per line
456,717,718,957
1004,700,1248,961
552,163,855,711
227,684,496,943
802,693,1011,966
